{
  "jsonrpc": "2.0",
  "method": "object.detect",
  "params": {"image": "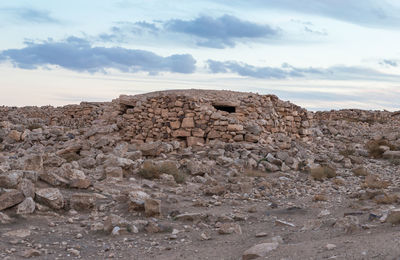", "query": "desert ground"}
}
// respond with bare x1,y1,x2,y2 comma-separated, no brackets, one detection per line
1,90,400,259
